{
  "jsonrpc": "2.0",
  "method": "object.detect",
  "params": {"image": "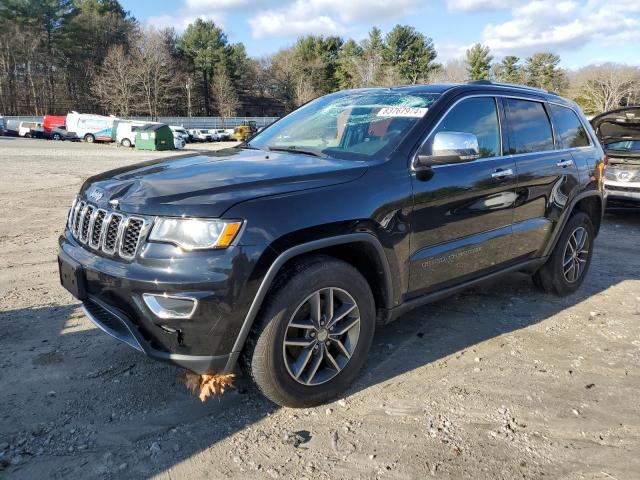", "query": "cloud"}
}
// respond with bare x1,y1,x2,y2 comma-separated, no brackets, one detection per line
481,0,640,57
146,13,227,31
447,0,520,12
145,0,258,32
249,0,427,39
